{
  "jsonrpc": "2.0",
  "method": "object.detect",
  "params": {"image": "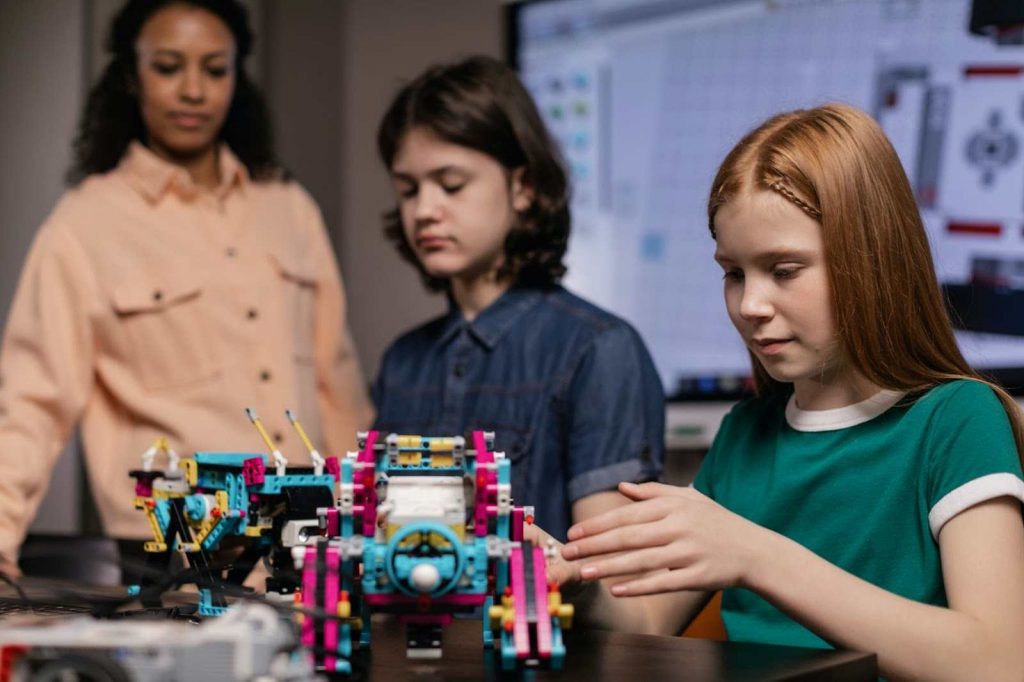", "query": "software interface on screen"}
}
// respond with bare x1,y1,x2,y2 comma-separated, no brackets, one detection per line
516,0,1024,398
